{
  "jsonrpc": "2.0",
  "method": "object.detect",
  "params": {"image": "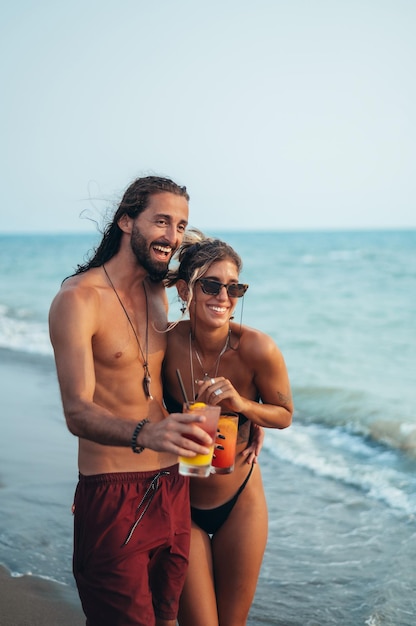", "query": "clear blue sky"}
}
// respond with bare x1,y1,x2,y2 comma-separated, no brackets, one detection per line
1,0,415,233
